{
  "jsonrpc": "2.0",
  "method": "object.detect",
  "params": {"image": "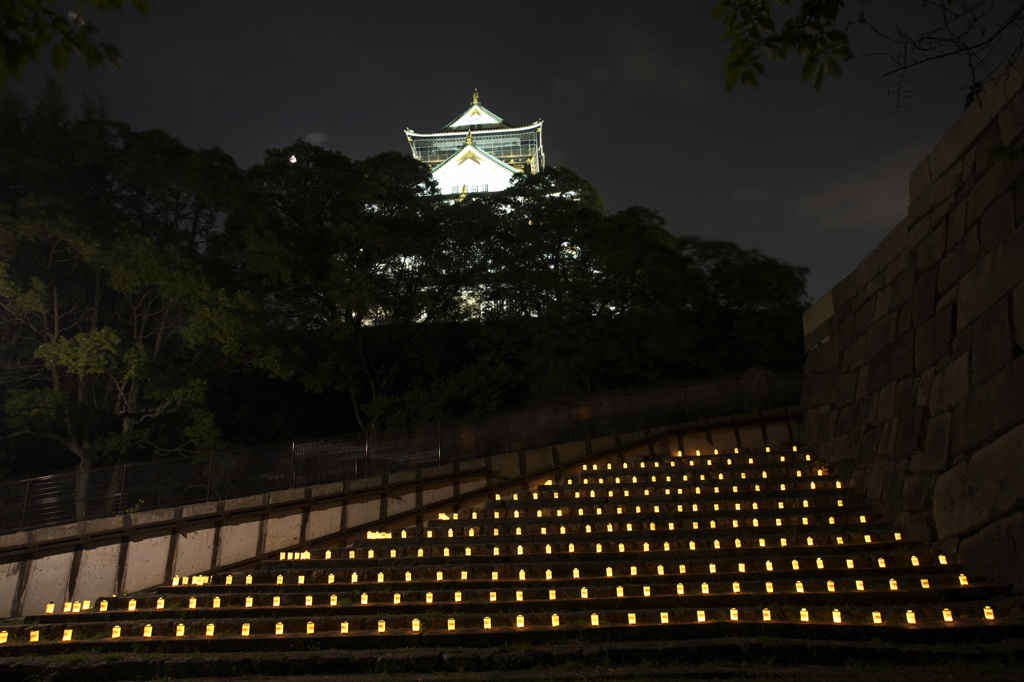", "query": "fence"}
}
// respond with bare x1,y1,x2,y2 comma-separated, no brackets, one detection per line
0,371,801,535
